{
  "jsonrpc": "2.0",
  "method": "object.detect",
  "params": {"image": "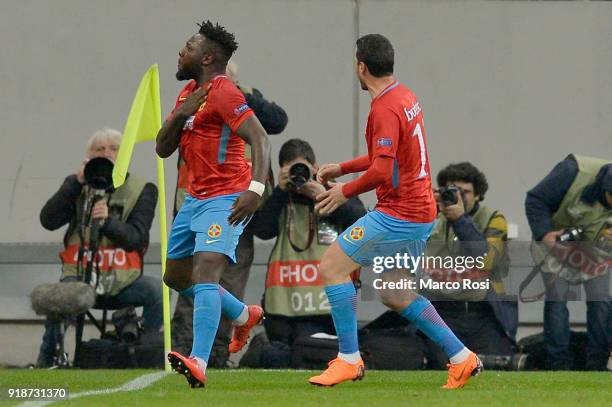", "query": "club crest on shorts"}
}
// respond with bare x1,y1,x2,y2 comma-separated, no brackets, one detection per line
208,224,222,238
349,226,364,241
